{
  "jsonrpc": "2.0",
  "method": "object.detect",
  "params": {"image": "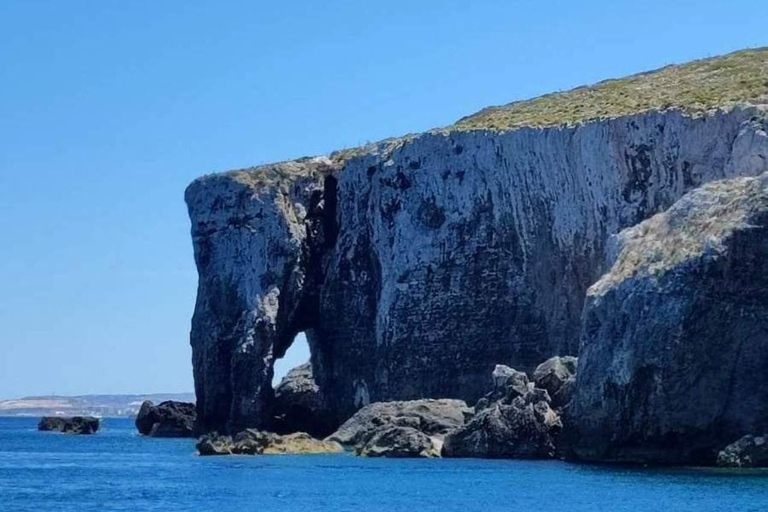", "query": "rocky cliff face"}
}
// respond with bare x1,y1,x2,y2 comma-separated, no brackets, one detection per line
569,172,768,464
187,103,768,434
